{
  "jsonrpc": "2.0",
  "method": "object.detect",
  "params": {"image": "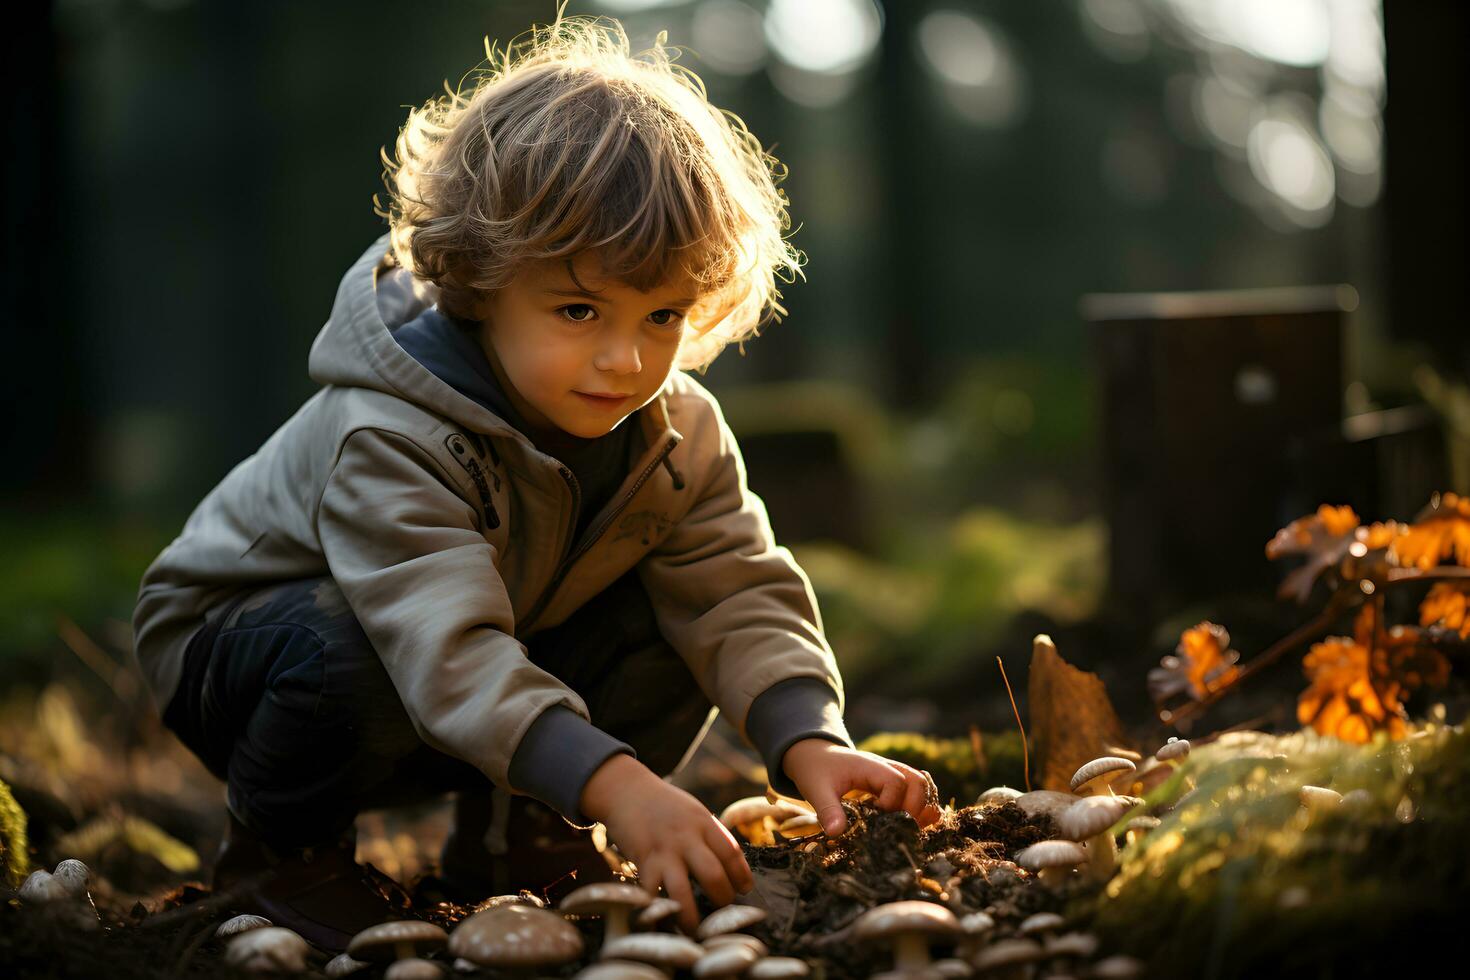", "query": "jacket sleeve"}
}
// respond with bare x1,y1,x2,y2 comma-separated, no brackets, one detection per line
316,427,621,801
636,396,850,782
